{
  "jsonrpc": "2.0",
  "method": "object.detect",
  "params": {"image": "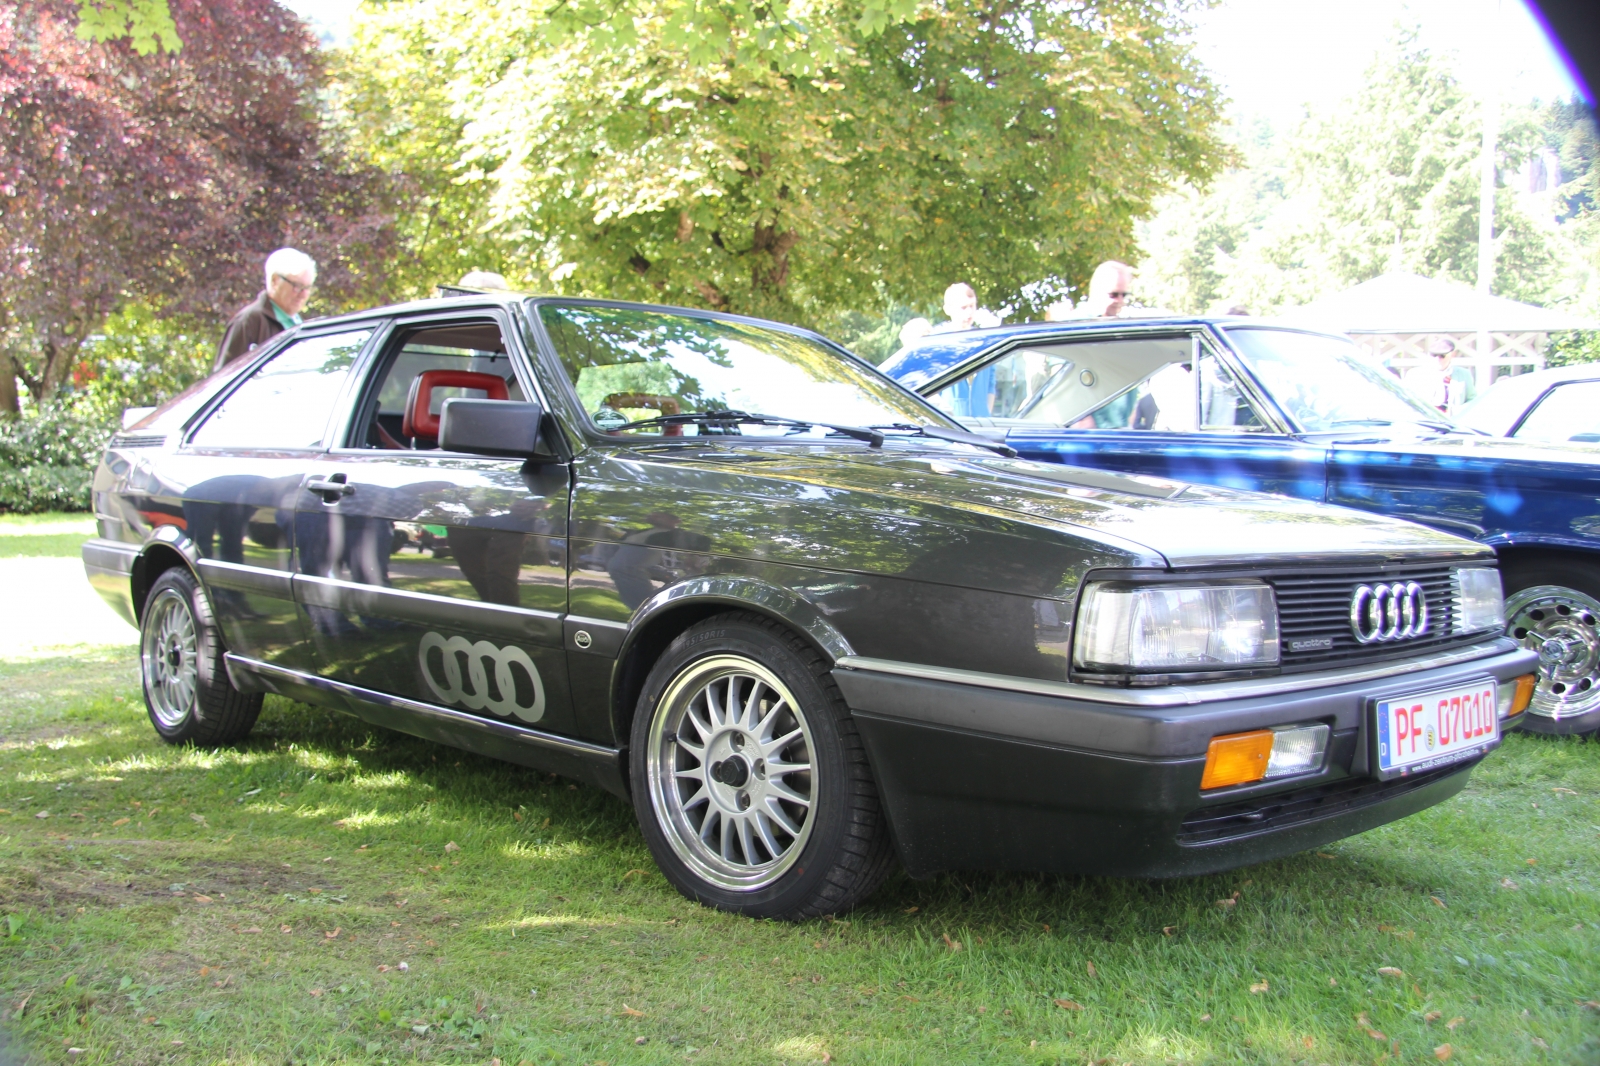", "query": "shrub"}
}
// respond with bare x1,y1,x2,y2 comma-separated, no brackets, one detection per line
1546,329,1600,368
0,405,115,514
